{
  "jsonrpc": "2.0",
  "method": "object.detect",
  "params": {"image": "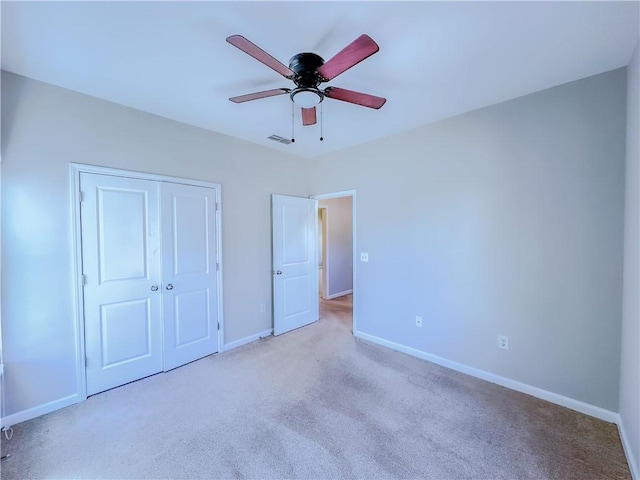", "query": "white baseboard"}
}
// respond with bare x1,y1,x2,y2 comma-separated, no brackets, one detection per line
2,330,274,427
617,417,639,480
222,329,272,352
353,330,619,424
3,329,634,477
324,289,353,300
1,393,79,428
